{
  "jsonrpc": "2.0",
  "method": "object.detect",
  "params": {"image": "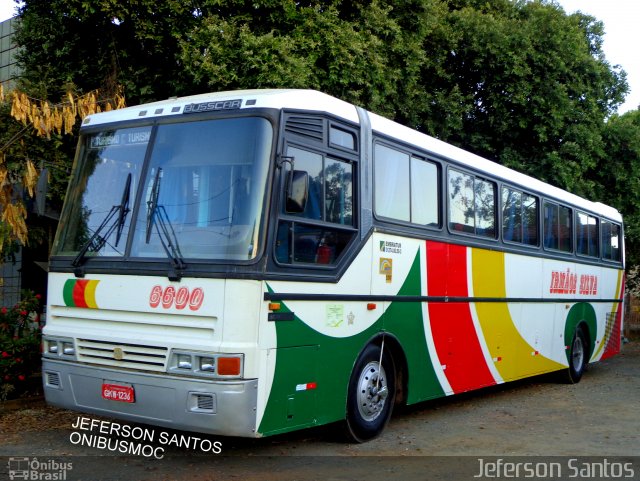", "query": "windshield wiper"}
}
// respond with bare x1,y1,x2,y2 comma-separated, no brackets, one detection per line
72,173,132,270
145,168,162,243
145,168,186,281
